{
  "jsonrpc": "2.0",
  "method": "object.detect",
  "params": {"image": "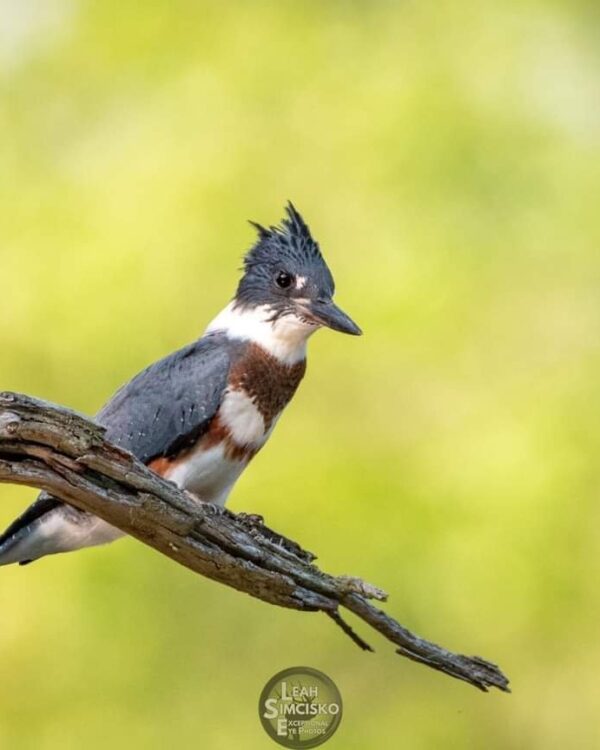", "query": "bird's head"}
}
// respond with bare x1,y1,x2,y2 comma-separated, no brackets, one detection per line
234,203,361,338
